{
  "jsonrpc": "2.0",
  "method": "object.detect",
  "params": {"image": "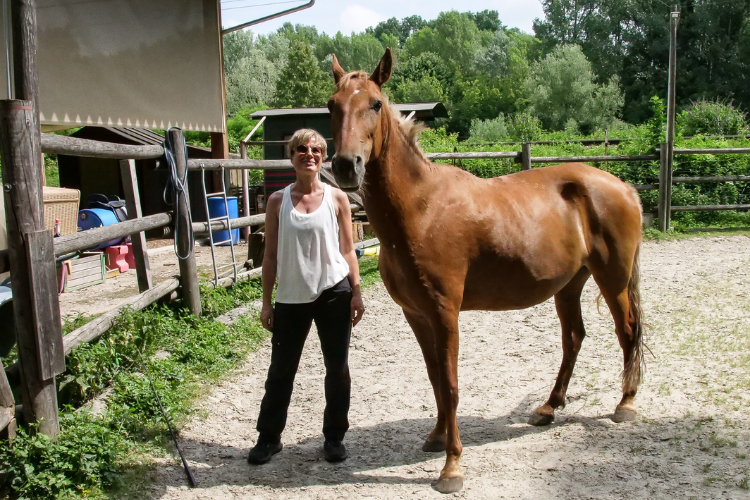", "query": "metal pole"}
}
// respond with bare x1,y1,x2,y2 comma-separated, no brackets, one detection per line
660,4,679,232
